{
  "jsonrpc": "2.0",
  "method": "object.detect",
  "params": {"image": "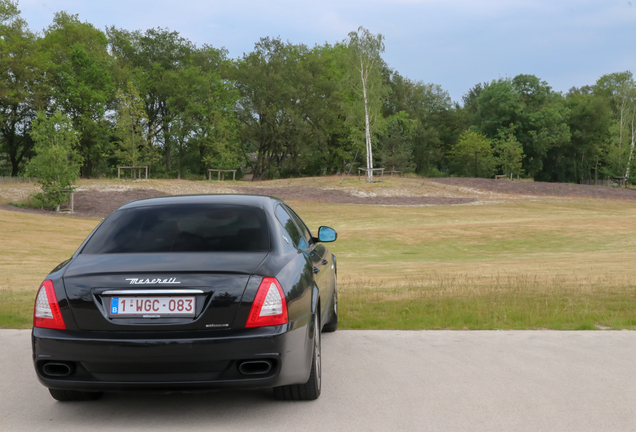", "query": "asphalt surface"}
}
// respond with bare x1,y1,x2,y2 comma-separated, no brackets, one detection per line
1,329,635,431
